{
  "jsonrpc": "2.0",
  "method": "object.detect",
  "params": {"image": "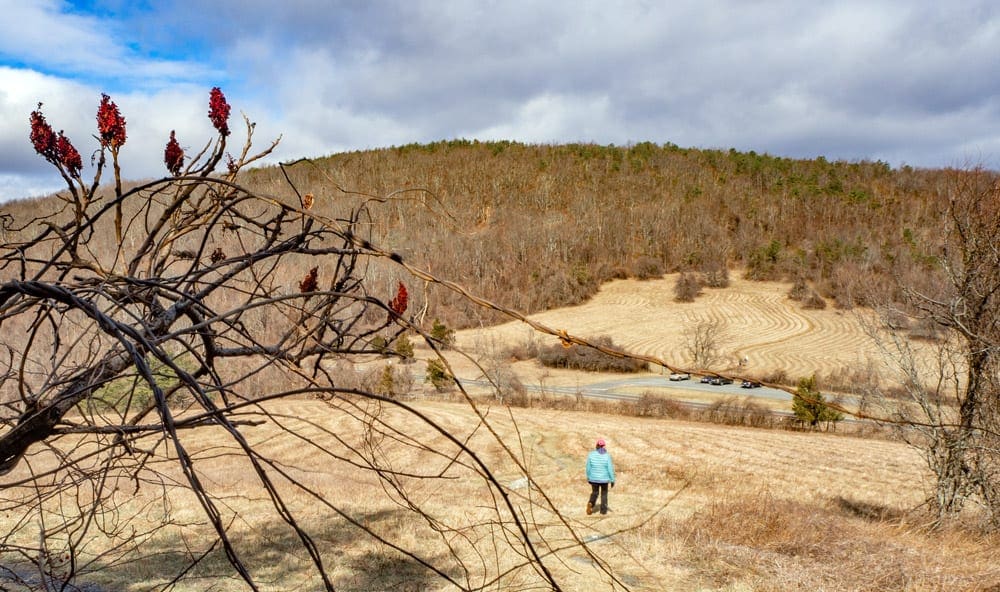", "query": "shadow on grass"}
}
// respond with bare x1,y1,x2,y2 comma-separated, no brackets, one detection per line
345,551,445,592
834,496,906,522
47,507,460,591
